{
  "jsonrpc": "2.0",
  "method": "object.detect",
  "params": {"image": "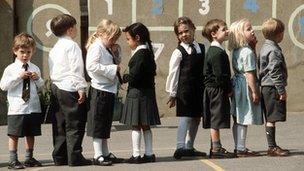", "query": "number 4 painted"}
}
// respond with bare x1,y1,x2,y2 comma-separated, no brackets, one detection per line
104,0,113,15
